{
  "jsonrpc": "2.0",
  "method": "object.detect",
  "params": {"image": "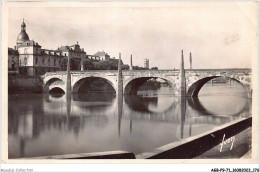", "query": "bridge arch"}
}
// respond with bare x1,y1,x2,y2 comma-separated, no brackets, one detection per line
72,76,116,94
49,87,65,94
124,77,174,95
43,77,65,93
187,76,248,97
